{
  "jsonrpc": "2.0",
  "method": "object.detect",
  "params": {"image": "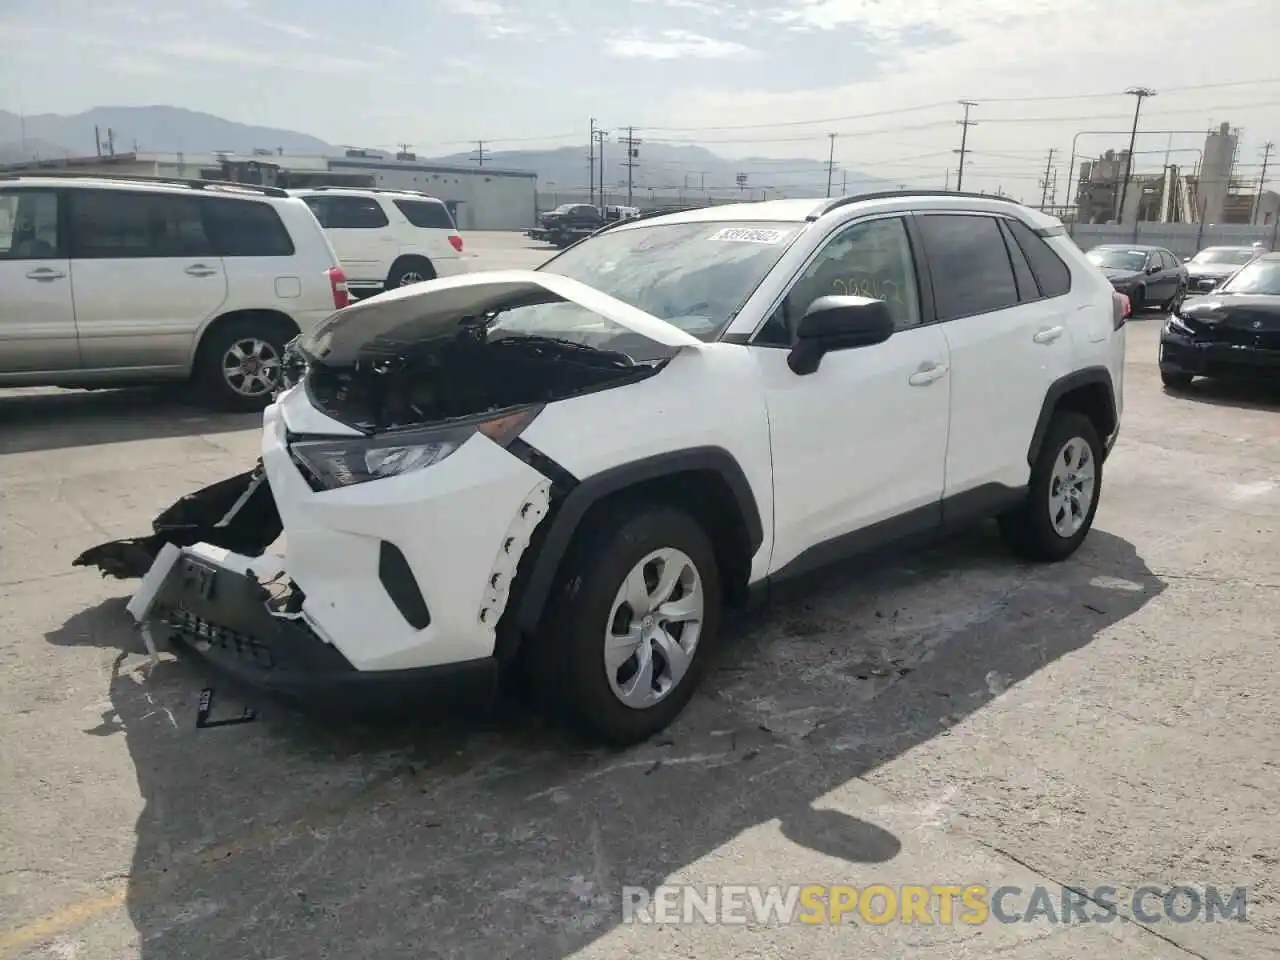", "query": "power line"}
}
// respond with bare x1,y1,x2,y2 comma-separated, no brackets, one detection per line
473,140,487,167
955,101,978,191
